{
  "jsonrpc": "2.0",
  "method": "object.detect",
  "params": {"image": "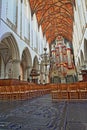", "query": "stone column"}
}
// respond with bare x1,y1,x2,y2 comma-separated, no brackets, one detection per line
12,59,20,79
23,69,27,81
26,66,32,81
